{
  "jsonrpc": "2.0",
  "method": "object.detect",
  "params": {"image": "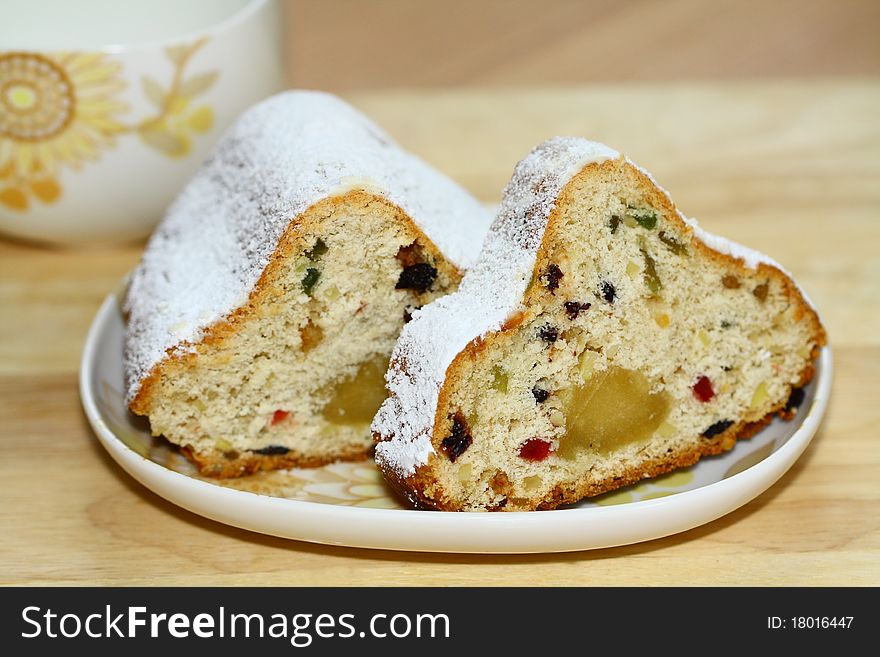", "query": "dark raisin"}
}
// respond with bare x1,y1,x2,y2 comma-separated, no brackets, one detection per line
540,263,564,291
702,420,734,438
538,324,559,343
784,387,805,412
301,267,320,295
252,445,290,455
532,386,550,403
601,280,616,303
305,238,328,261
609,215,621,234
753,283,769,302
564,301,591,320
440,415,472,462
396,263,437,293
658,230,688,255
